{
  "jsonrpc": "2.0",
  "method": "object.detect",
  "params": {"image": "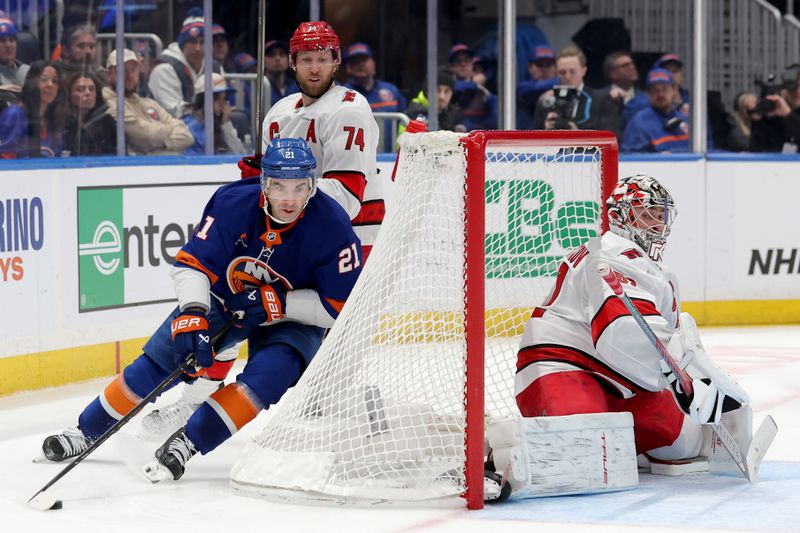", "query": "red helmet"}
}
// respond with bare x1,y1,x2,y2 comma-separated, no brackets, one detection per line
289,21,341,63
